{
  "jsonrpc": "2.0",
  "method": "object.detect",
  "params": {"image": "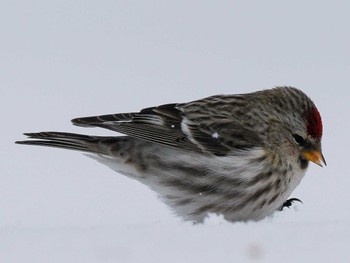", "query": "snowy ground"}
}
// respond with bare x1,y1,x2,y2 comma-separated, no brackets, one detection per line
2,1,350,262
2,219,350,263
